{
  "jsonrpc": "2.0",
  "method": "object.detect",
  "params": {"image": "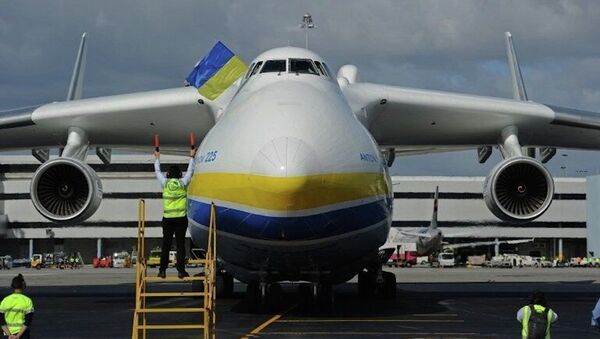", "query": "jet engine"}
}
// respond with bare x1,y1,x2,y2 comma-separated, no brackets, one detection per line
30,158,103,223
483,156,554,222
